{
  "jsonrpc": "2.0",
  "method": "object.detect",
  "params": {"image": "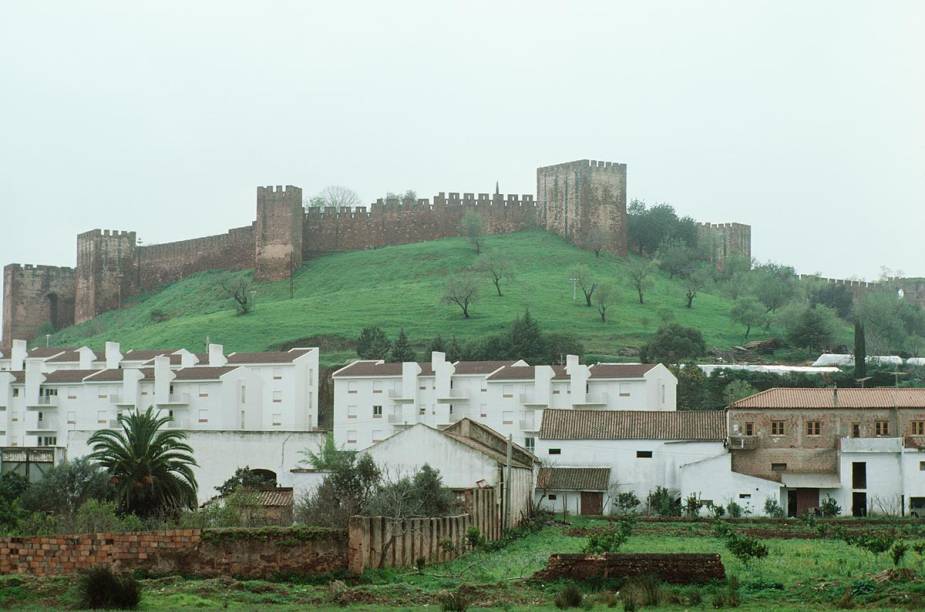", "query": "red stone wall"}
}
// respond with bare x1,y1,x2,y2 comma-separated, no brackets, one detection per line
136,225,255,291
0,528,347,578
2,264,76,350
